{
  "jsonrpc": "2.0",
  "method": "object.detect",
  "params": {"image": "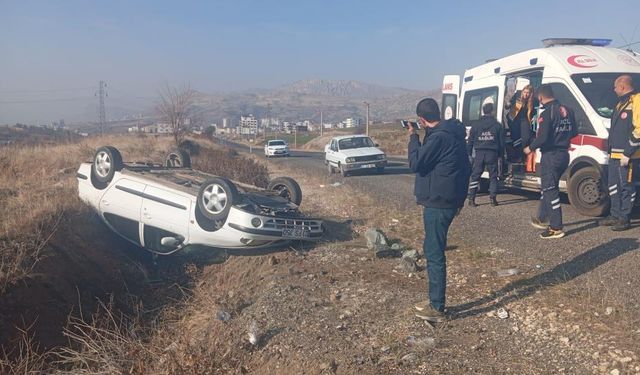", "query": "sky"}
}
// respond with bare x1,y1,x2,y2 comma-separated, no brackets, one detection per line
1,0,639,124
